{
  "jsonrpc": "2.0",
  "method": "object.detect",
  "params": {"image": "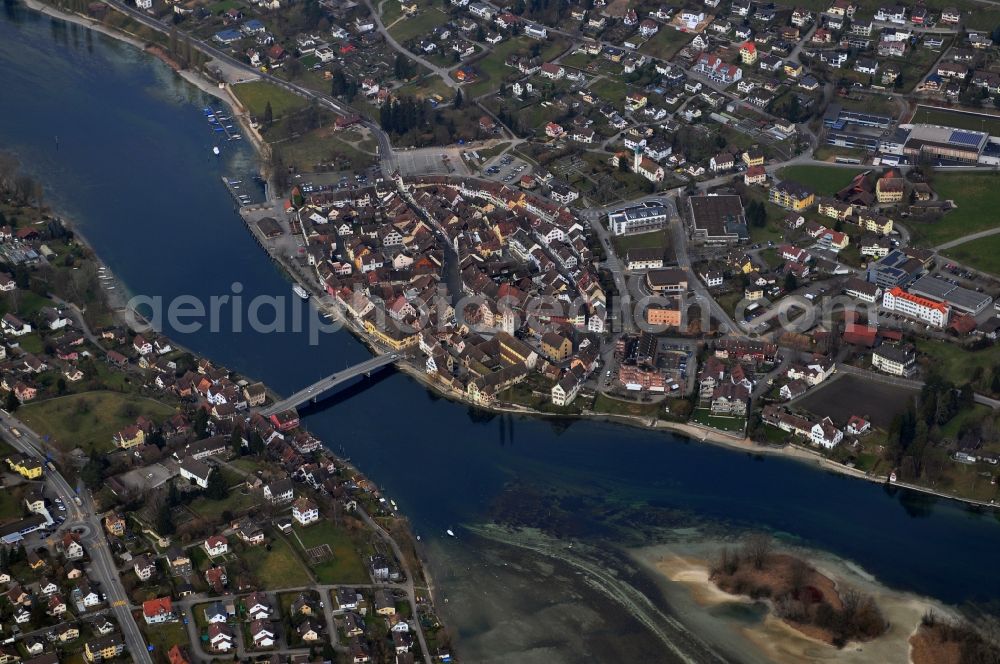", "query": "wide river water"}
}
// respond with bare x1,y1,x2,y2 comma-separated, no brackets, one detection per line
4,5,1000,661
